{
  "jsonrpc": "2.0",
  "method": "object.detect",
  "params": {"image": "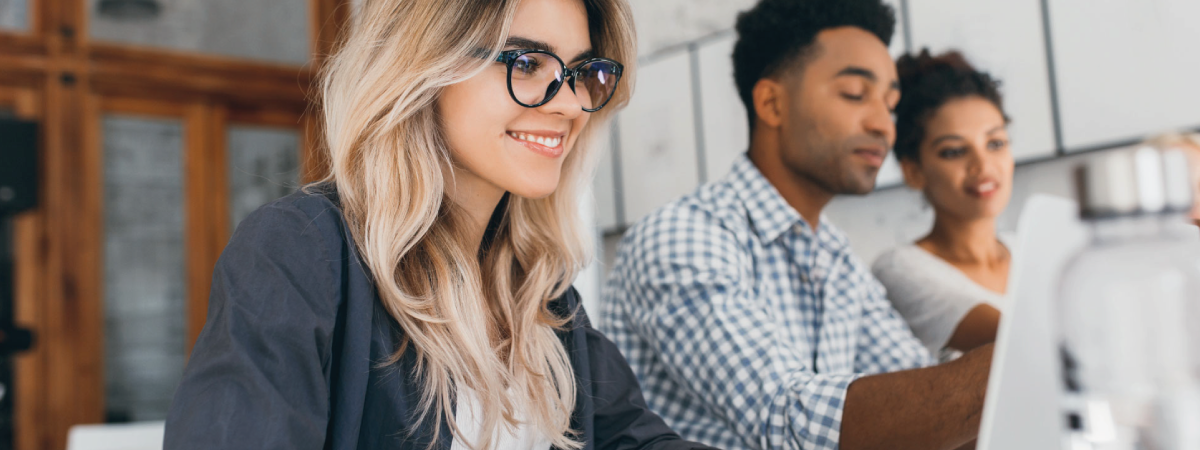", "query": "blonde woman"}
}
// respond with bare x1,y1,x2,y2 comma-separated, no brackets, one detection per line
164,1,713,449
